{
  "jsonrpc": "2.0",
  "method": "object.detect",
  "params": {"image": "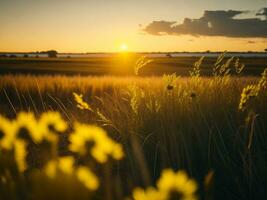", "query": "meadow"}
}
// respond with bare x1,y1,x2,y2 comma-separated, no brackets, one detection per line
0,54,267,200
1,54,267,76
